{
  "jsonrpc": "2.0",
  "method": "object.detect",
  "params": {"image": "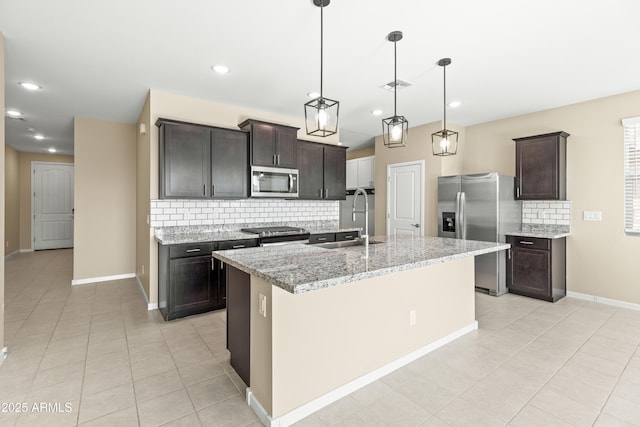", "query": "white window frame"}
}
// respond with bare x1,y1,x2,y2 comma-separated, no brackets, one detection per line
622,116,640,235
